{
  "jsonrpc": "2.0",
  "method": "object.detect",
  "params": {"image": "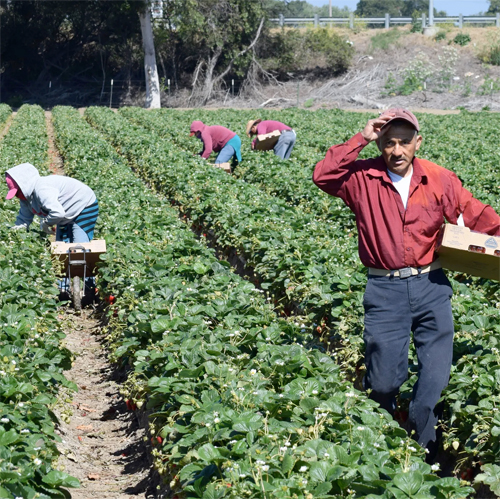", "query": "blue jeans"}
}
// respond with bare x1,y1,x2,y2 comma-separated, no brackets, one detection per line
362,269,454,452
215,144,236,164
56,223,90,243
274,130,296,159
